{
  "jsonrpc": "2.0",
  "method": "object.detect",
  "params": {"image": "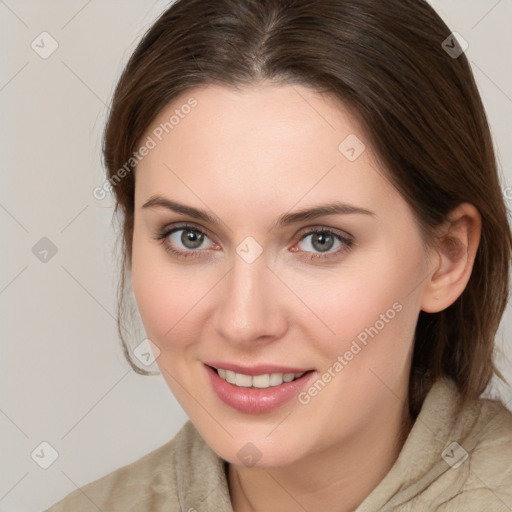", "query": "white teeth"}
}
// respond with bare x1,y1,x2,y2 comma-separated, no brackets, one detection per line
269,373,284,386
215,368,306,388
235,373,252,387
252,374,270,388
